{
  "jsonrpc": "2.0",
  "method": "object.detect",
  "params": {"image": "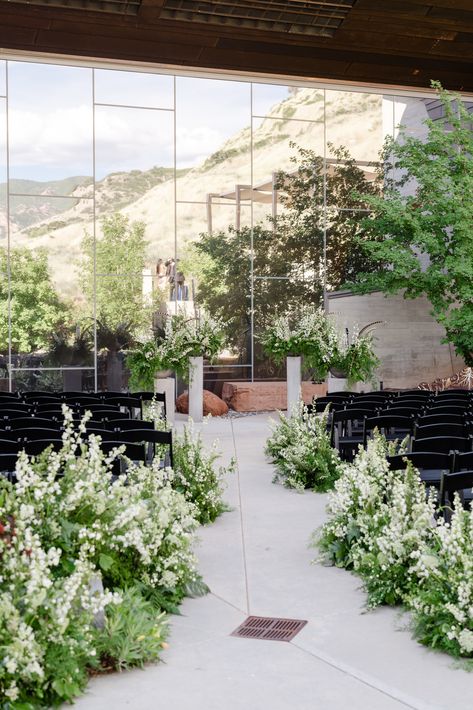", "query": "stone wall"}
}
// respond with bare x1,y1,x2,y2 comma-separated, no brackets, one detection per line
327,290,464,390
